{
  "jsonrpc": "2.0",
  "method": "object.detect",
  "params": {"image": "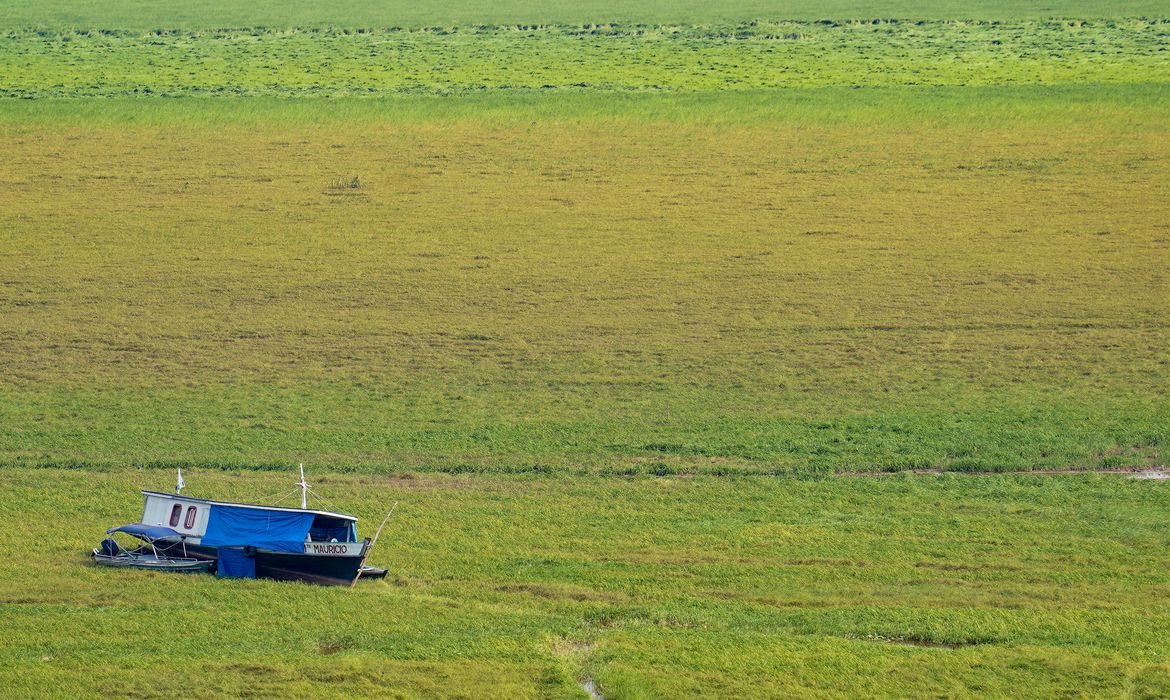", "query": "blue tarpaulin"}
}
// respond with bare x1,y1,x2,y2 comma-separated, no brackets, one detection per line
201,505,314,553
216,547,256,579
